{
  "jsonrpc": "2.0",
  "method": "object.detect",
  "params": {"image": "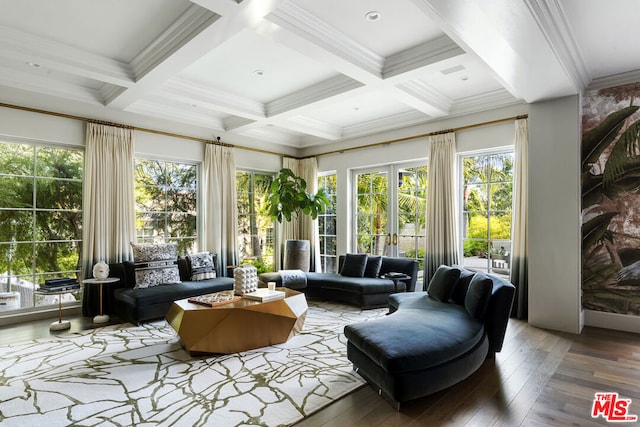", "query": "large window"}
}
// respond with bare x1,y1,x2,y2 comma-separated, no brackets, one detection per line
236,170,274,273
460,151,514,277
134,159,198,254
0,141,83,310
318,173,337,272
